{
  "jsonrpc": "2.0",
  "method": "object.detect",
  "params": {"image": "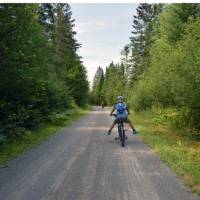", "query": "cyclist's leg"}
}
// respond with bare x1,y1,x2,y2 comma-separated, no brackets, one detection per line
127,118,138,134
108,119,117,134
109,121,116,131
127,118,135,129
